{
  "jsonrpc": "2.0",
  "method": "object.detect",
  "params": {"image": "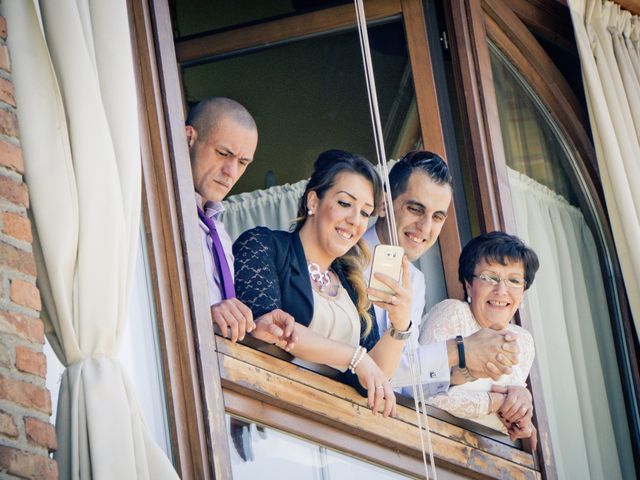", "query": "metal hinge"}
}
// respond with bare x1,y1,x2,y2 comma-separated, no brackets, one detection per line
440,30,449,51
